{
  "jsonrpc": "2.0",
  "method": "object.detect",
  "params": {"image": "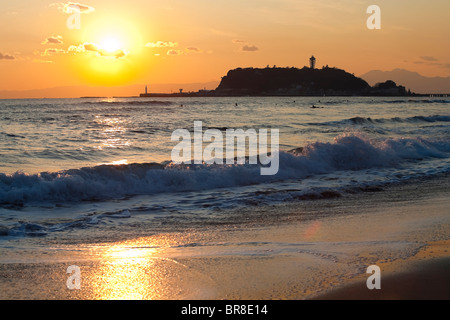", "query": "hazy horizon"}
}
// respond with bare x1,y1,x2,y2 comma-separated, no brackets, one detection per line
0,67,448,99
